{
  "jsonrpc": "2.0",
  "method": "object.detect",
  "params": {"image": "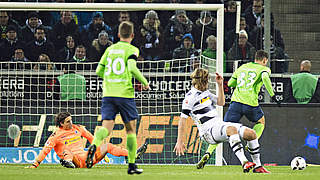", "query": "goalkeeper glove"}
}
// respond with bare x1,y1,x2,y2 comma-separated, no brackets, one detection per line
271,96,281,106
